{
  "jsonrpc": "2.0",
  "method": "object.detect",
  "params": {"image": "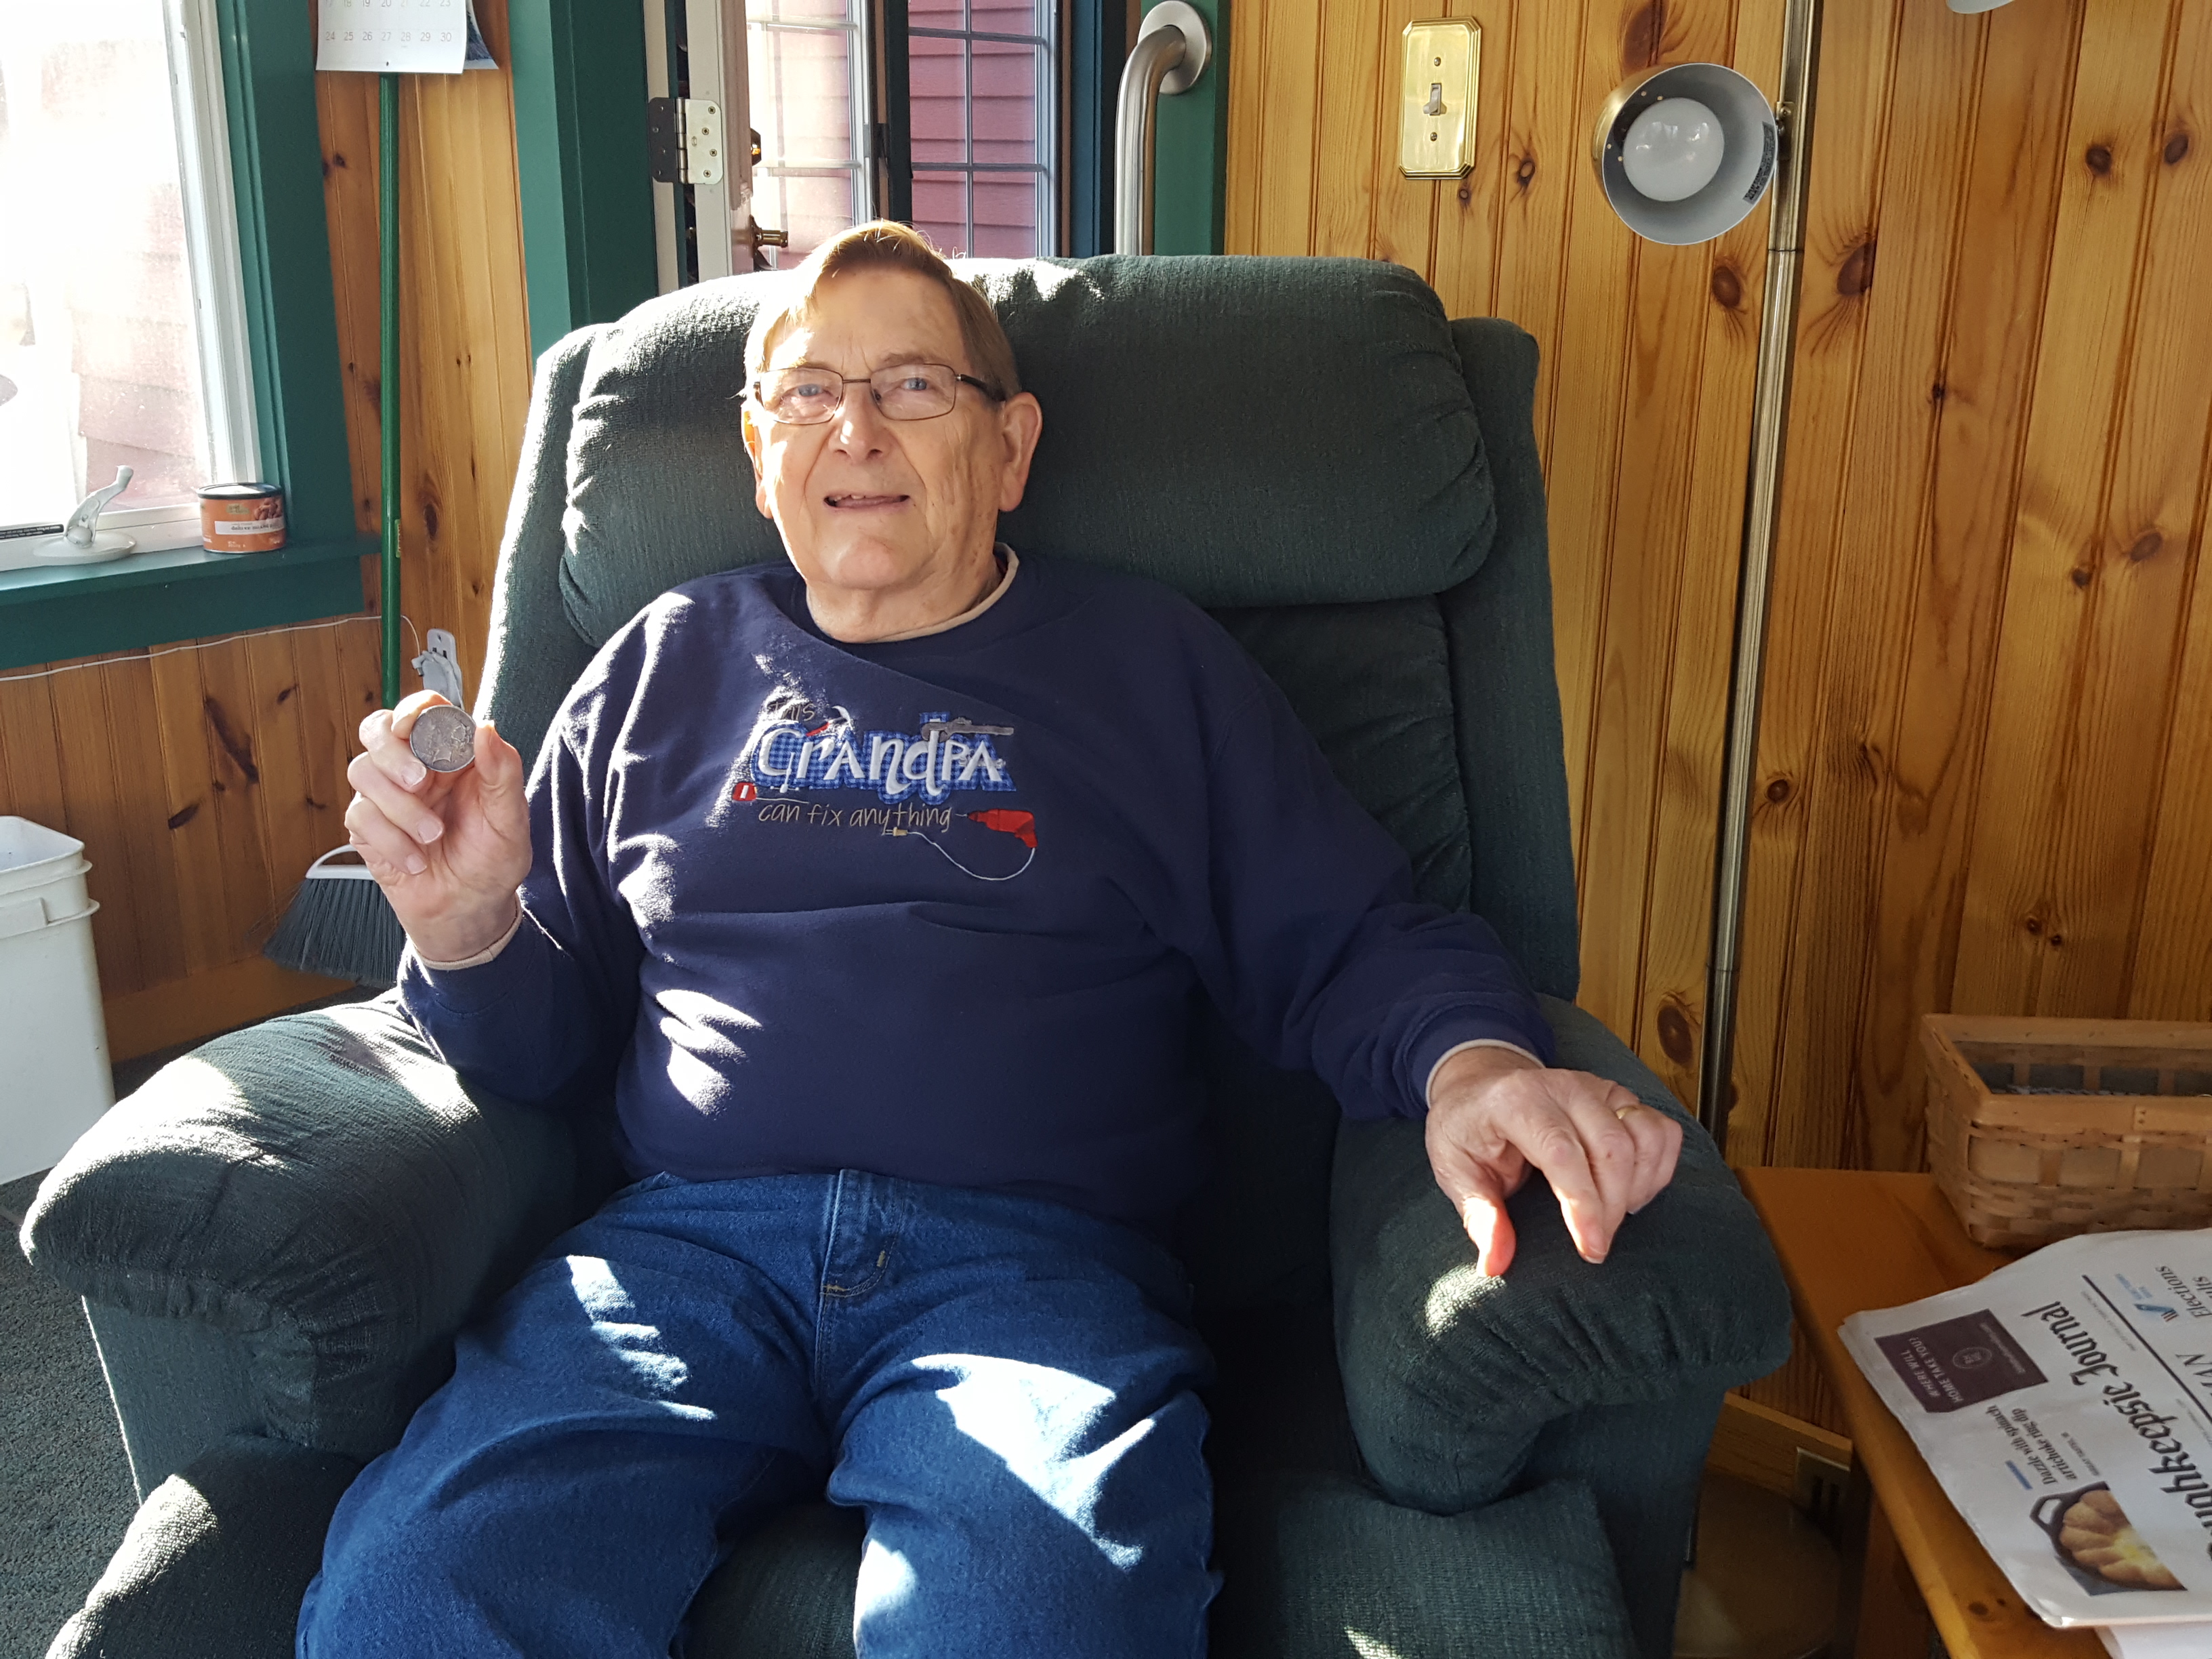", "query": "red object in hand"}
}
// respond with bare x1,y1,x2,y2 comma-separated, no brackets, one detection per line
968,808,1036,848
